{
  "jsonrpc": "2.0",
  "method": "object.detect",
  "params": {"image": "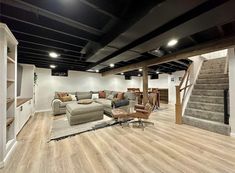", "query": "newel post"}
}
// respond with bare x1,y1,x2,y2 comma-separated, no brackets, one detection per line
175,86,182,124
